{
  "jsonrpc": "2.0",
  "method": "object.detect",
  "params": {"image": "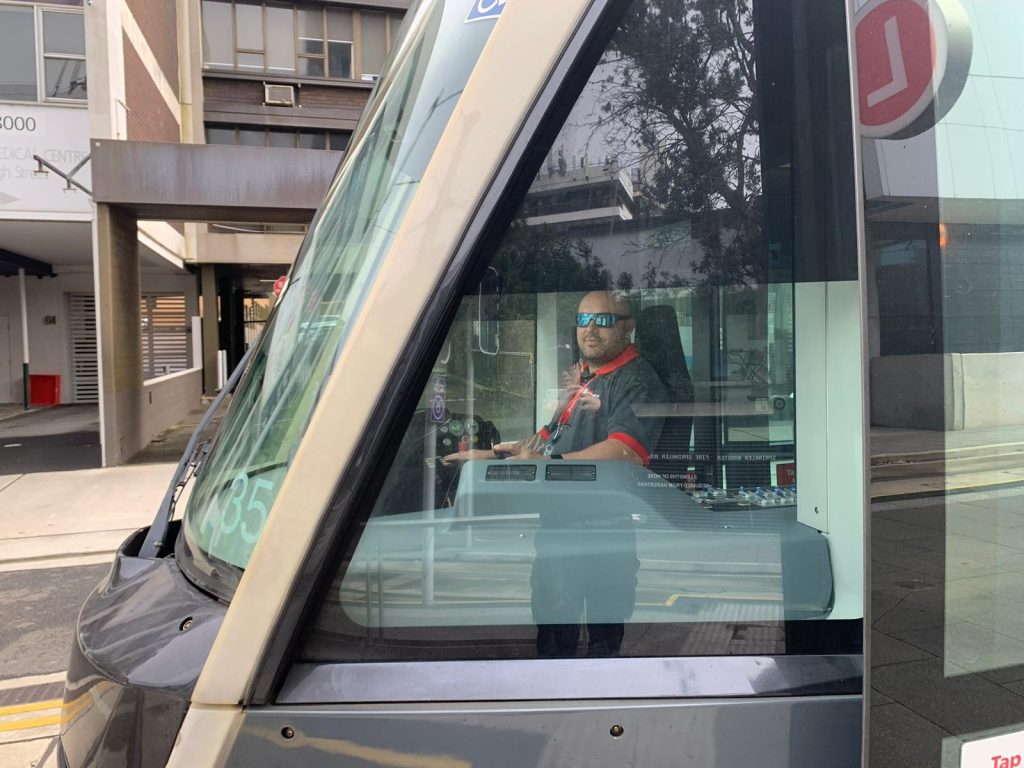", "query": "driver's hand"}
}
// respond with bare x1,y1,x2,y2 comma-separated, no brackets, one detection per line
442,448,496,464
491,441,523,458
508,447,545,460
492,440,548,460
